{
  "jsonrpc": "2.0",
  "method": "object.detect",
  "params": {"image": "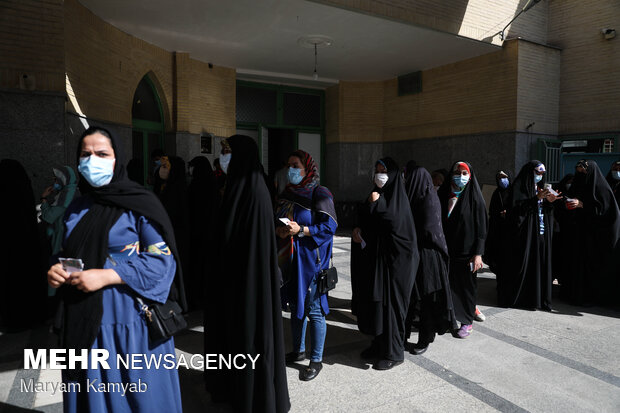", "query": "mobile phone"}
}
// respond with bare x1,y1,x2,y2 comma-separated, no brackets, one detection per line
544,183,559,196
